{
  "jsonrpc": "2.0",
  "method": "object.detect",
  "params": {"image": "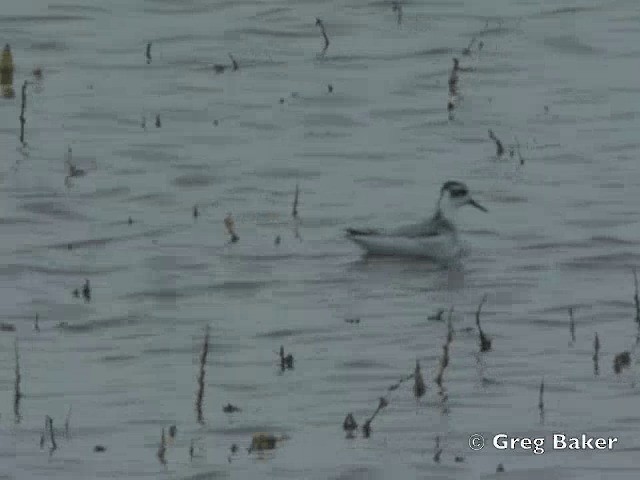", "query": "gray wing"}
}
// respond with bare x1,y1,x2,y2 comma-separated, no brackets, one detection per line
347,214,456,238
